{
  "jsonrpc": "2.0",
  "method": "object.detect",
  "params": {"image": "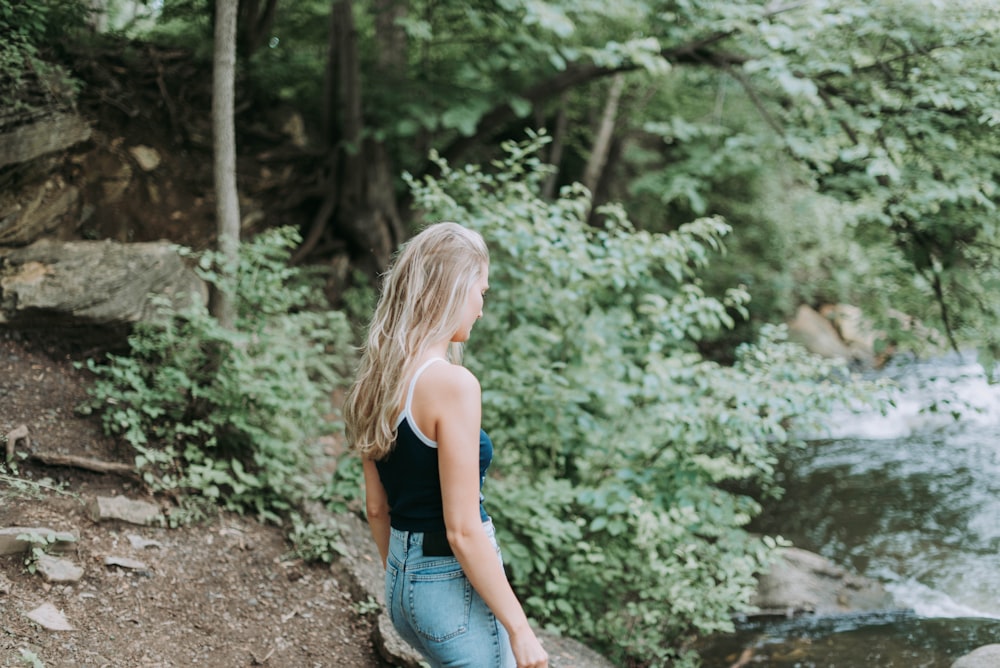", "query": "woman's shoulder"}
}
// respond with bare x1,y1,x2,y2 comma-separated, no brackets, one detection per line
419,360,480,398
